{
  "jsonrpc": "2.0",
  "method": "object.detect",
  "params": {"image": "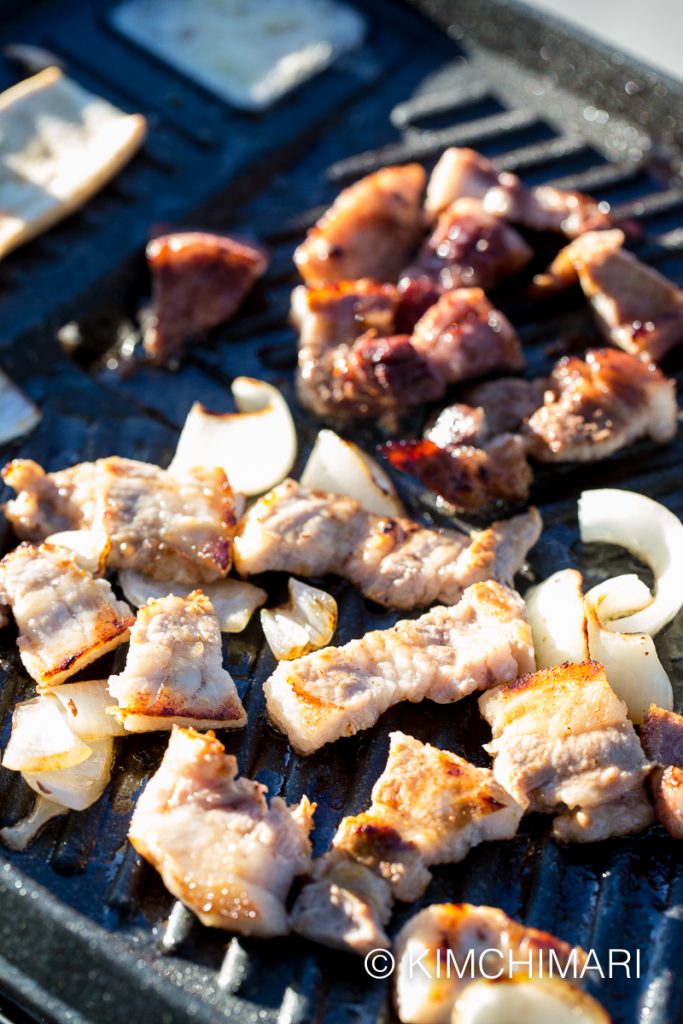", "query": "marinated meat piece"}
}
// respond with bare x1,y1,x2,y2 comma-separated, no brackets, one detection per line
335,332,443,416
394,903,585,1024
129,727,315,936
0,542,133,687
294,164,426,287
395,277,442,333
425,147,504,218
462,377,547,437
263,580,534,754
524,348,677,462
108,592,246,732
424,402,487,448
640,704,683,839
291,732,522,953
143,231,268,365
2,459,97,541
479,661,654,841
234,478,541,609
